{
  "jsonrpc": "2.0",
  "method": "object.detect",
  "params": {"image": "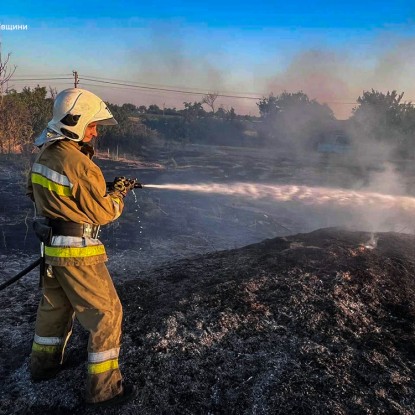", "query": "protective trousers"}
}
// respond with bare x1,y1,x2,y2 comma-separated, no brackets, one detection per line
30,263,124,403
